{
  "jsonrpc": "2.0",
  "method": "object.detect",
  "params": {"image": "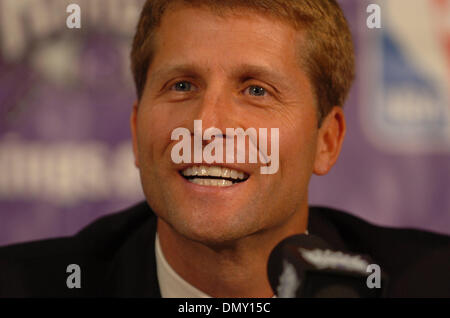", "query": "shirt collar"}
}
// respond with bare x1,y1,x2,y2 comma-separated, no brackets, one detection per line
155,232,212,298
